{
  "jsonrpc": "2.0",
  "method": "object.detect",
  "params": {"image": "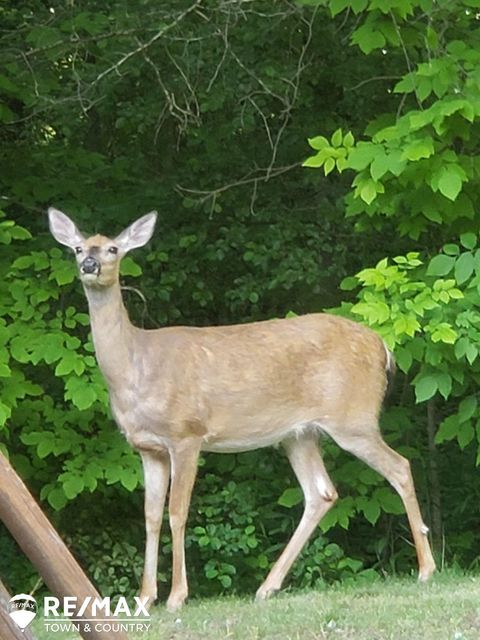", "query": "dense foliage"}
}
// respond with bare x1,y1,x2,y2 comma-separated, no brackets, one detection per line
0,0,479,601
